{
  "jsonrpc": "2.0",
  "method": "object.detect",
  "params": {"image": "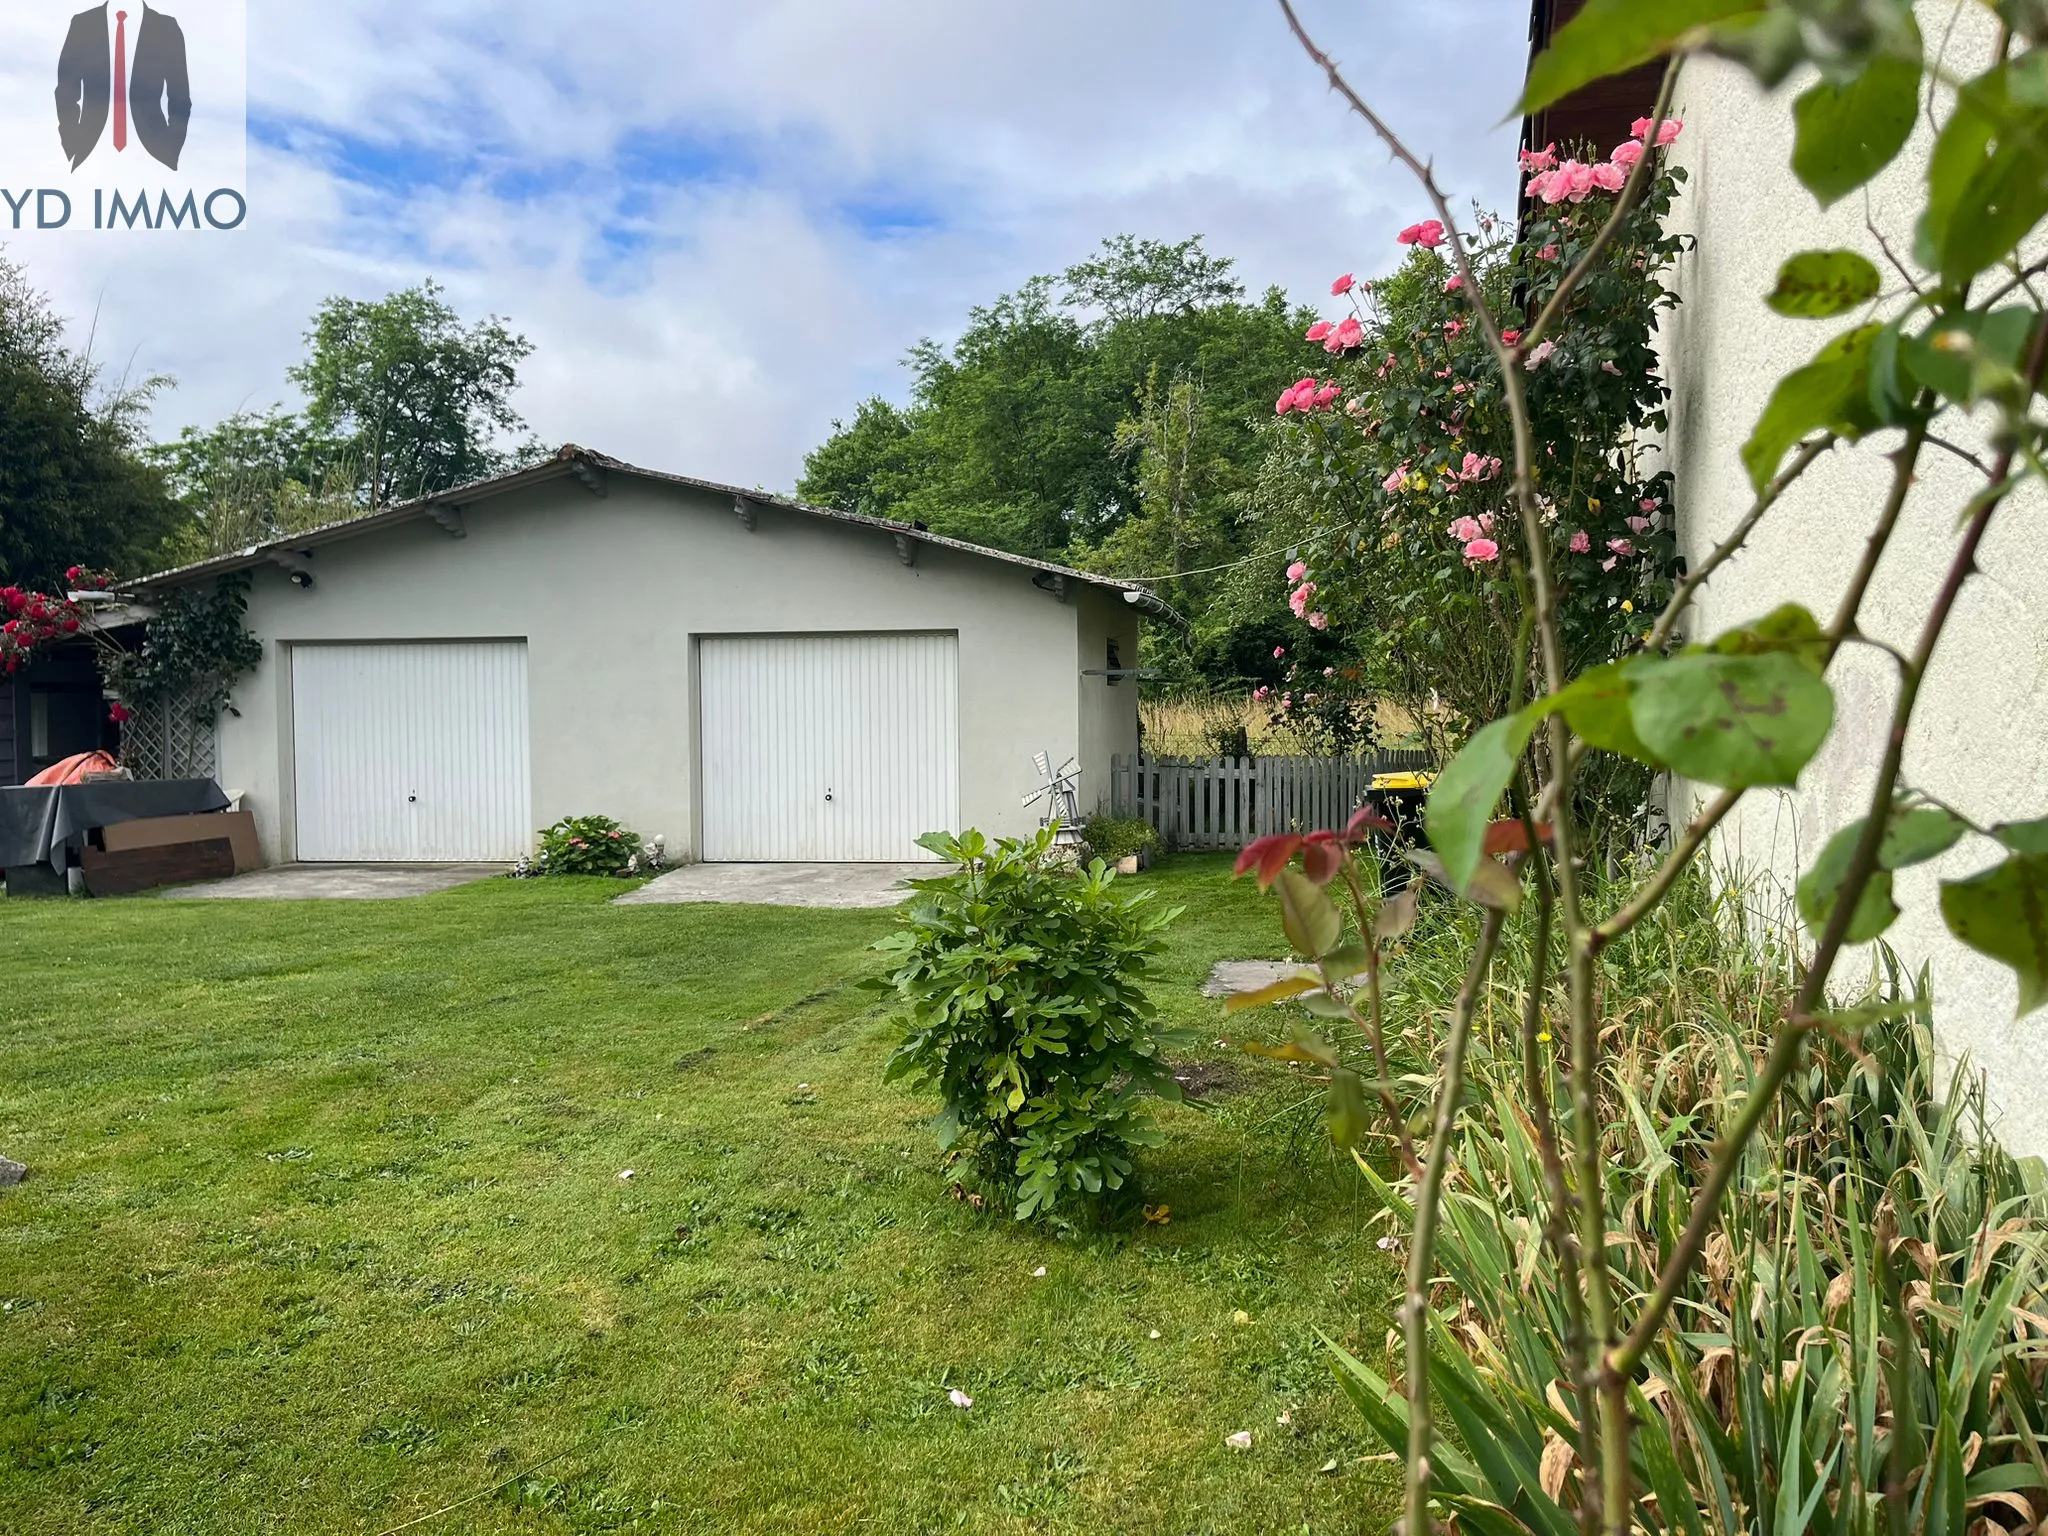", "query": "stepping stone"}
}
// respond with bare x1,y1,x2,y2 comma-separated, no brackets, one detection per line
1201,959,1304,999
0,1157,25,1186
